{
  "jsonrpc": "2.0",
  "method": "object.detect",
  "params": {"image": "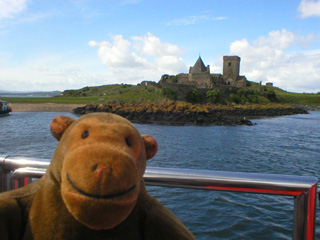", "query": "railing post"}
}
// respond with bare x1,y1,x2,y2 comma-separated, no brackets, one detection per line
10,176,32,190
293,184,317,240
0,155,9,192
